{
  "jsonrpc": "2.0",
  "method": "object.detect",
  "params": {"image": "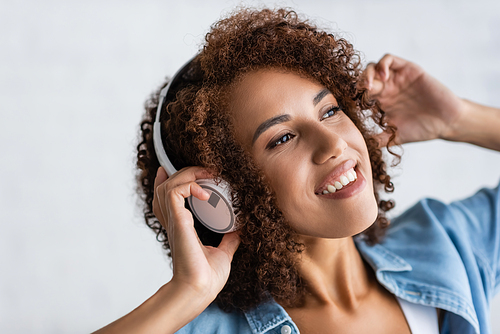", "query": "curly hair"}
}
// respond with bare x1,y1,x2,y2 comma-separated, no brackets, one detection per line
136,7,397,312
